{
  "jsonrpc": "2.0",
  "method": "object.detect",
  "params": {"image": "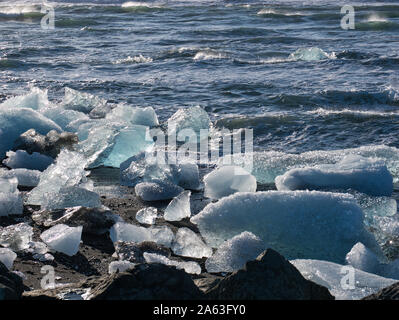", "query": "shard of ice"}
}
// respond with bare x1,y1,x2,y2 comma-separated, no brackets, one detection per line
135,207,158,225
191,191,381,263
149,226,175,248
0,177,18,193
205,232,266,273
143,252,201,275
345,242,382,275
27,150,88,206
106,104,159,127
204,166,257,200
3,150,53,171
0,168,41,187
291,259,397,300
108,260,136,274
0,223,33,251
0,87,51,111
275,155,393,196
0,248,17,270
0,178,23,216
41,186,101,210
109,222,152,244
172,227,212,259
164,191,191,222
42,107,89,131
135,180,184,201
62,87,107,114
40,224,83,256
177,162,200,190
